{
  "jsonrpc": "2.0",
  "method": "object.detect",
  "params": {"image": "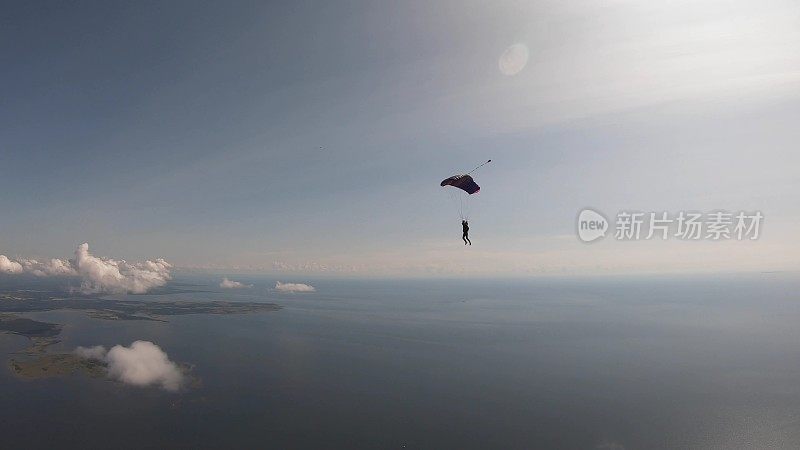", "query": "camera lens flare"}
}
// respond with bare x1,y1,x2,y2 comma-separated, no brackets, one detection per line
498,43,529,75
